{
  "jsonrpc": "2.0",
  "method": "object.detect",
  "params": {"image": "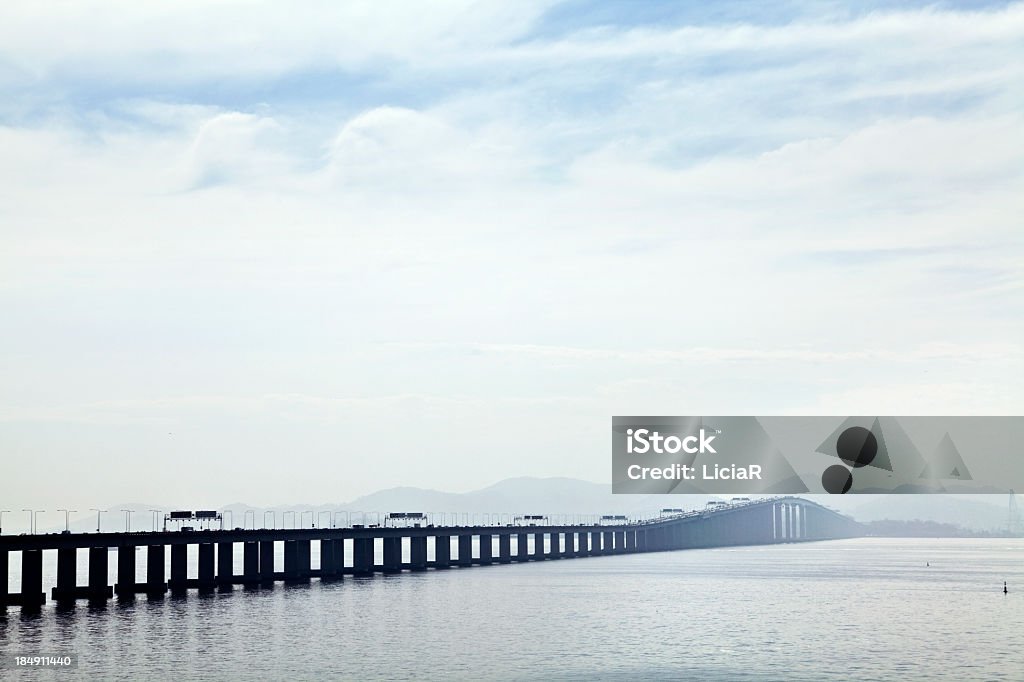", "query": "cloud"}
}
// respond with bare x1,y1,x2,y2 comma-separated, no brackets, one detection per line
0,2,1022,505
